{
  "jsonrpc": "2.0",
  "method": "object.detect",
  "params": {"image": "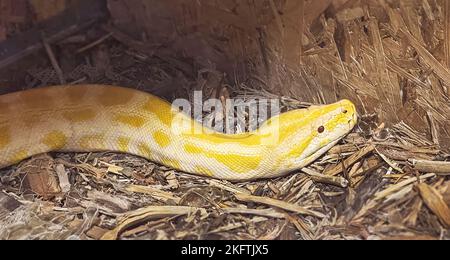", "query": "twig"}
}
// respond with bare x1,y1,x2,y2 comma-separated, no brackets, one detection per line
325,145,376,176
374,173,436,201
222,208,285,219
42,34,66,84
376,149,404,174
301,168,348,188
445,0,450,71
409,159,450,175
426,111,440,146
125,184,181,204
76,32,113,53
206,179,251,195
234,193,325,218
